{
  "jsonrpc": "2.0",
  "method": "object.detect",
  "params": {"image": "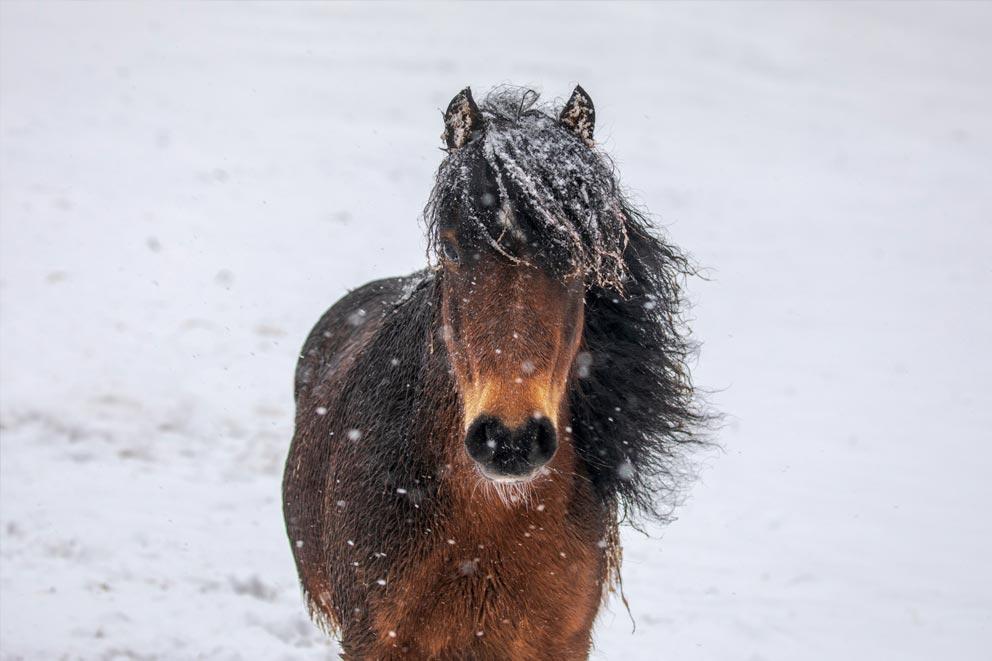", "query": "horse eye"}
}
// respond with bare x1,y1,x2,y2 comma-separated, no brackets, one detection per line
441,239,460,263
